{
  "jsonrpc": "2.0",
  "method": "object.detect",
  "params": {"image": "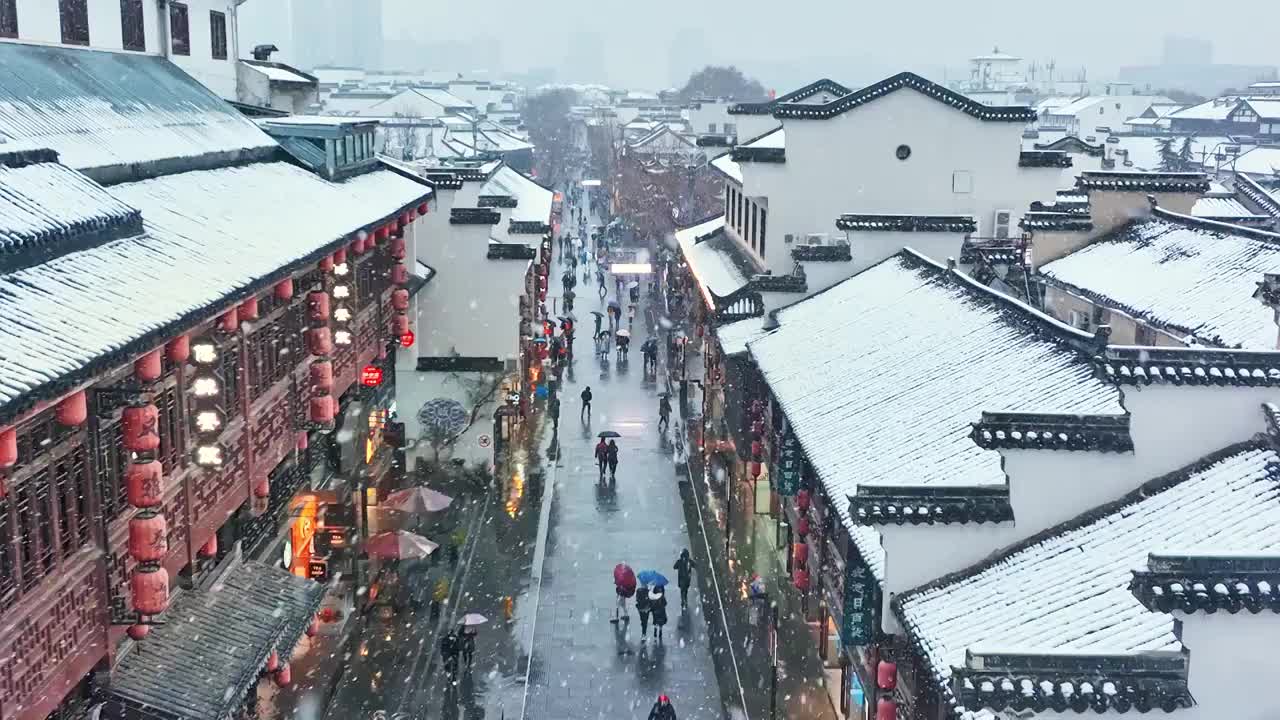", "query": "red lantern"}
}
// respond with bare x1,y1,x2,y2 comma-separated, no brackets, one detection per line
266,649,280,673
418,202,429,215
166,335,190,364
296,431,309,450
361,365,384,387
351,238,365,256
197,535,218,559
391,264,409,285
275,278,294,300
128,512,168,562
127,624,150,641
125,460,164,508
307,291,331,322
393,313,410,337
0,427,16,469
391,237,407,260
333,248,347,265
793,542,809,567
878,661,898,690
876,699,897,720
796,515,811,537
253,475,270,499
219,308,239,334
134,350,163,382
122,404,160,452
131,566,170,616
399,330,415,348
310,395,334,424
384,222,397,237
309,360,334,393
796,489,811,513
397,213,408,228
319,256,334,272
750,440,763,460
376,226,389,242
307,327,333,357
306,616,320,637
56,391,88,427
792,567,810,592
750,461,762,478
392,288,410,311
274,664,292,687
